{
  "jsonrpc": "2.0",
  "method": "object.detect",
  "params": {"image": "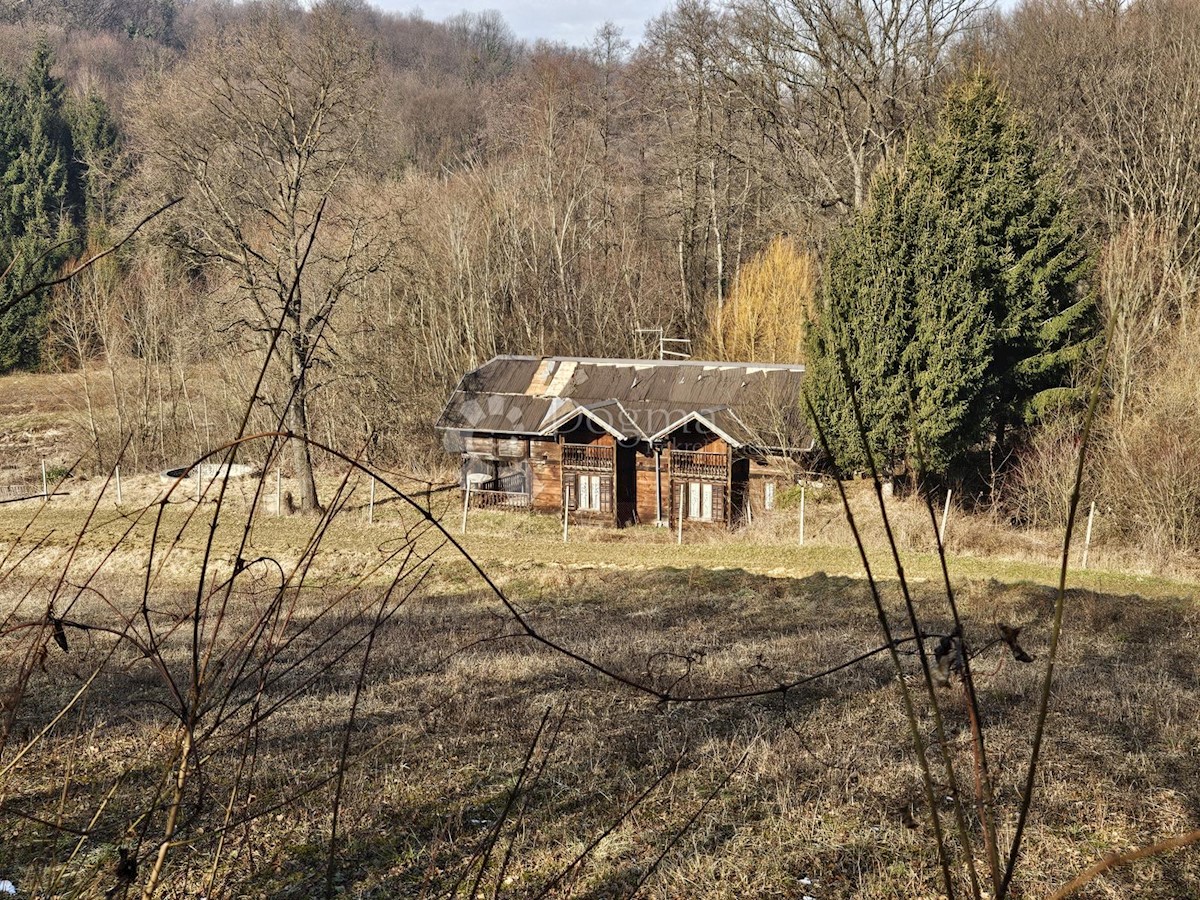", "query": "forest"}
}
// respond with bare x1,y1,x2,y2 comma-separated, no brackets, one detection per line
6,4,1200,898
1,0,1198,555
